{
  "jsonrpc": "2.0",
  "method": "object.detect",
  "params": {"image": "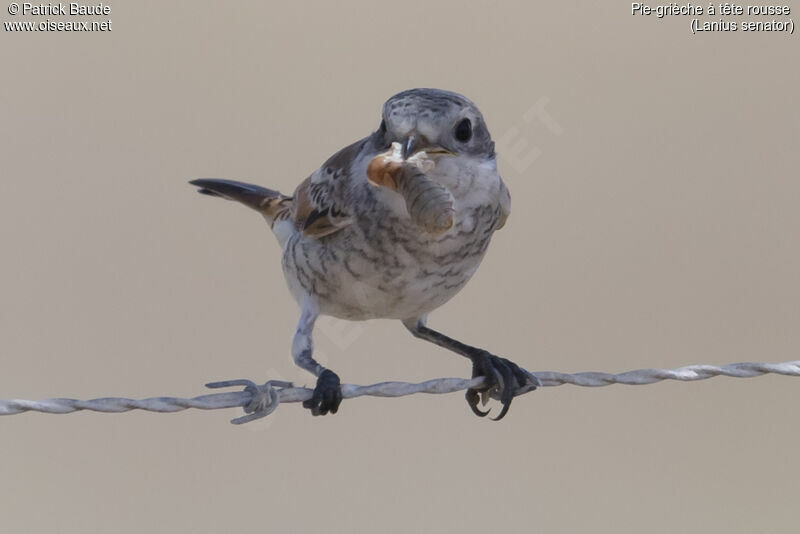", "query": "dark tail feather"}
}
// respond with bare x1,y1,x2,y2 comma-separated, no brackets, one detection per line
189,179,293,229
189,178,287,211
